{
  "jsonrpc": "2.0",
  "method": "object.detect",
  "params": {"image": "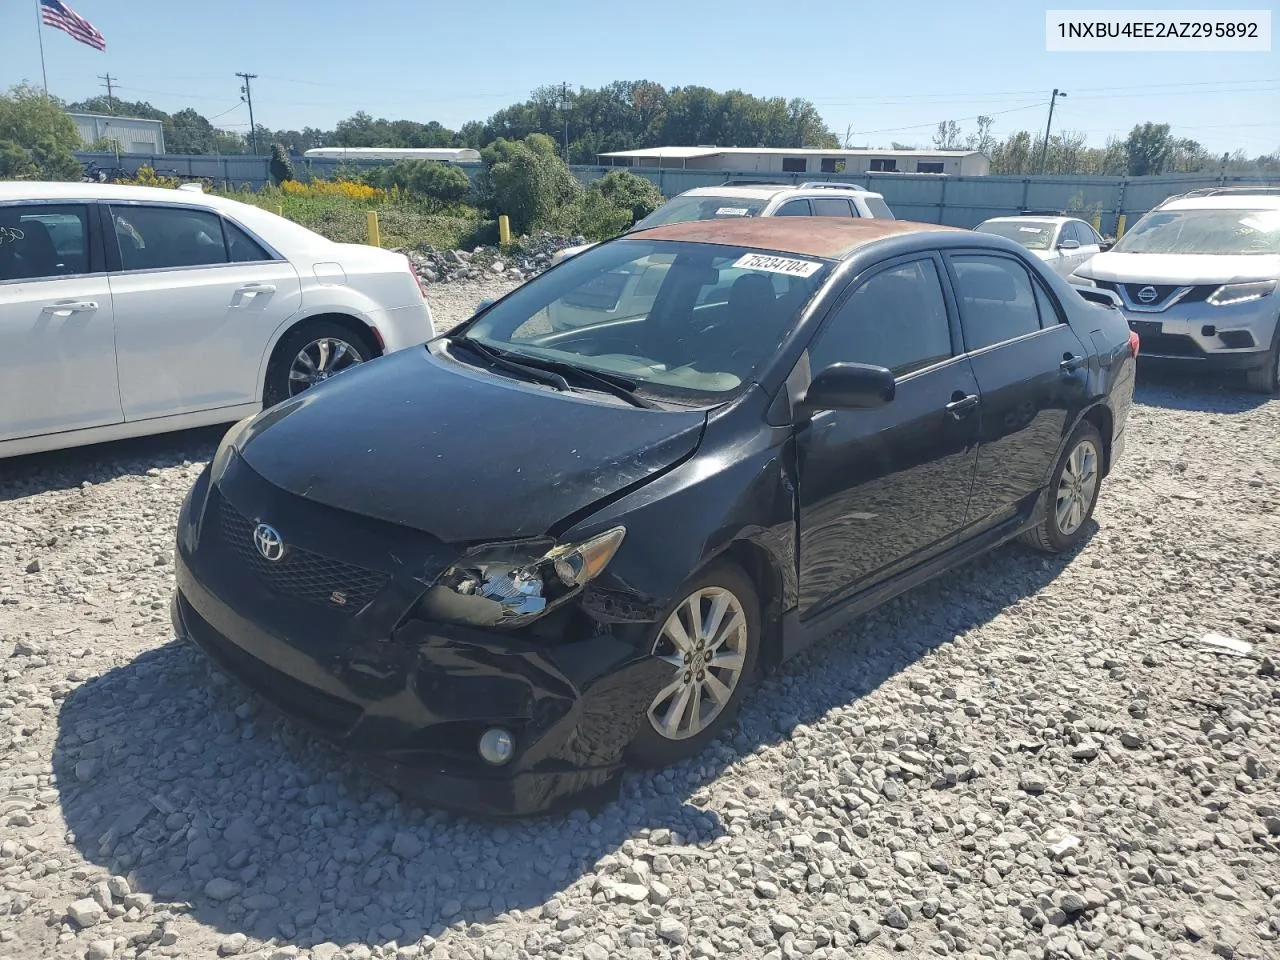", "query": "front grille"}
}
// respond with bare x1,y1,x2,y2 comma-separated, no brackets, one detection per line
1122,283,1180,307
1138,332,1202,358
216,497,388,614
1097,281,1217,309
